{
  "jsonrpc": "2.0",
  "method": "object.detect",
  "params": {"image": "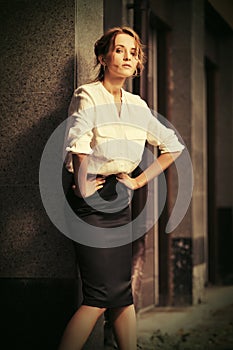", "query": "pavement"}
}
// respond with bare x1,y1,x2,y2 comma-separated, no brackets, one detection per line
137,285,233,349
